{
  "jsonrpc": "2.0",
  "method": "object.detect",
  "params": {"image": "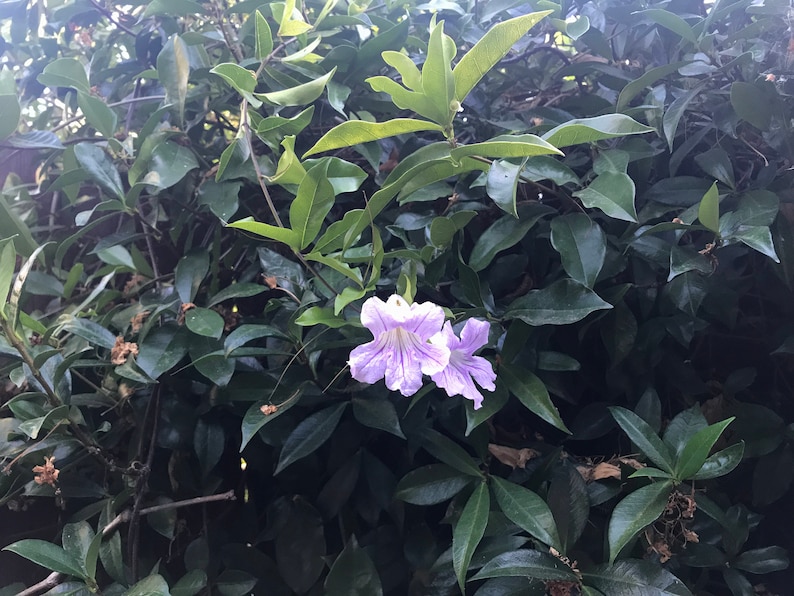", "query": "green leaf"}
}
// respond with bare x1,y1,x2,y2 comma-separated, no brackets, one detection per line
550,214,606,288
3,540,86,578
124,574,171,596
395,464,471,505
453,11,552,102
175,250,209,304
185,307,225,339
257,68,336,107
486,158,525,217
616,61,691,112
275,402,347,474
734,546,790,574
144,141,199,190
0,240,17,320
731,82,771,130
7,244,47,332
469,204,552,271
542,115,653,148
583,559,693,595
352,395,405,439
500,364,569,433
303,119,444,158
506,279,612,326
194,419,224,479
0,94,21,143
210,63,261,107
421,428,483,477
240,386,303,451
607,480,673,563
697,182,720,233
465,384,509,436
294,306,348,328
61,521,95,577
566,15,590,39
692,441,744,480
421,21,457,126
77,92,117,138
254,11,274,60
157,35,190,124
325,536,383,595
144,0,204,16
366,75,443,123
633,9,697,43
73,143,125,200
289,161,335,249
610,407,675,473
382,51,422,90
450,136,562,160
695,148,735,189
574,172,638,222
278,0,312,36
37,58,90,92
0,195,38,258
172,570,208,596
59,317,116,349
675,418,735,479
471,549,578,582
453,483,490,592
731,225,779,262
491,477,562,550
136,325,190,380
207,282,266,307
227,219,300,250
